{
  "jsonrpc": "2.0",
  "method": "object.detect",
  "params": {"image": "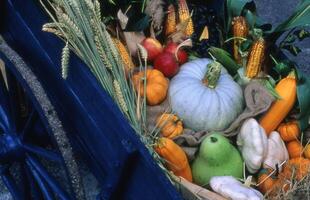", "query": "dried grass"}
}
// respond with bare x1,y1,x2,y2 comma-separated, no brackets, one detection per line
267,173,310,200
